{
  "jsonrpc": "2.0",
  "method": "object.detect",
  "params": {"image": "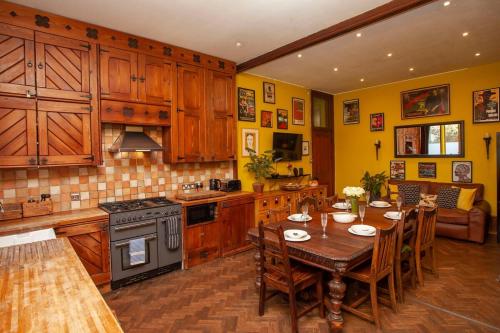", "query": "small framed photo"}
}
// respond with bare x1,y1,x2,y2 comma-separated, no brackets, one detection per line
390,160,405,180
370,113,384,131
263,82,275,104
473,87,499,123
452,161,472,183
418,162,437,178
302,141,310,156
343,99,360,125
292,97,305,125
401,84,450,119
261,110,273,128
238,88,256,122
277,109,288,129
242,128,259,156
